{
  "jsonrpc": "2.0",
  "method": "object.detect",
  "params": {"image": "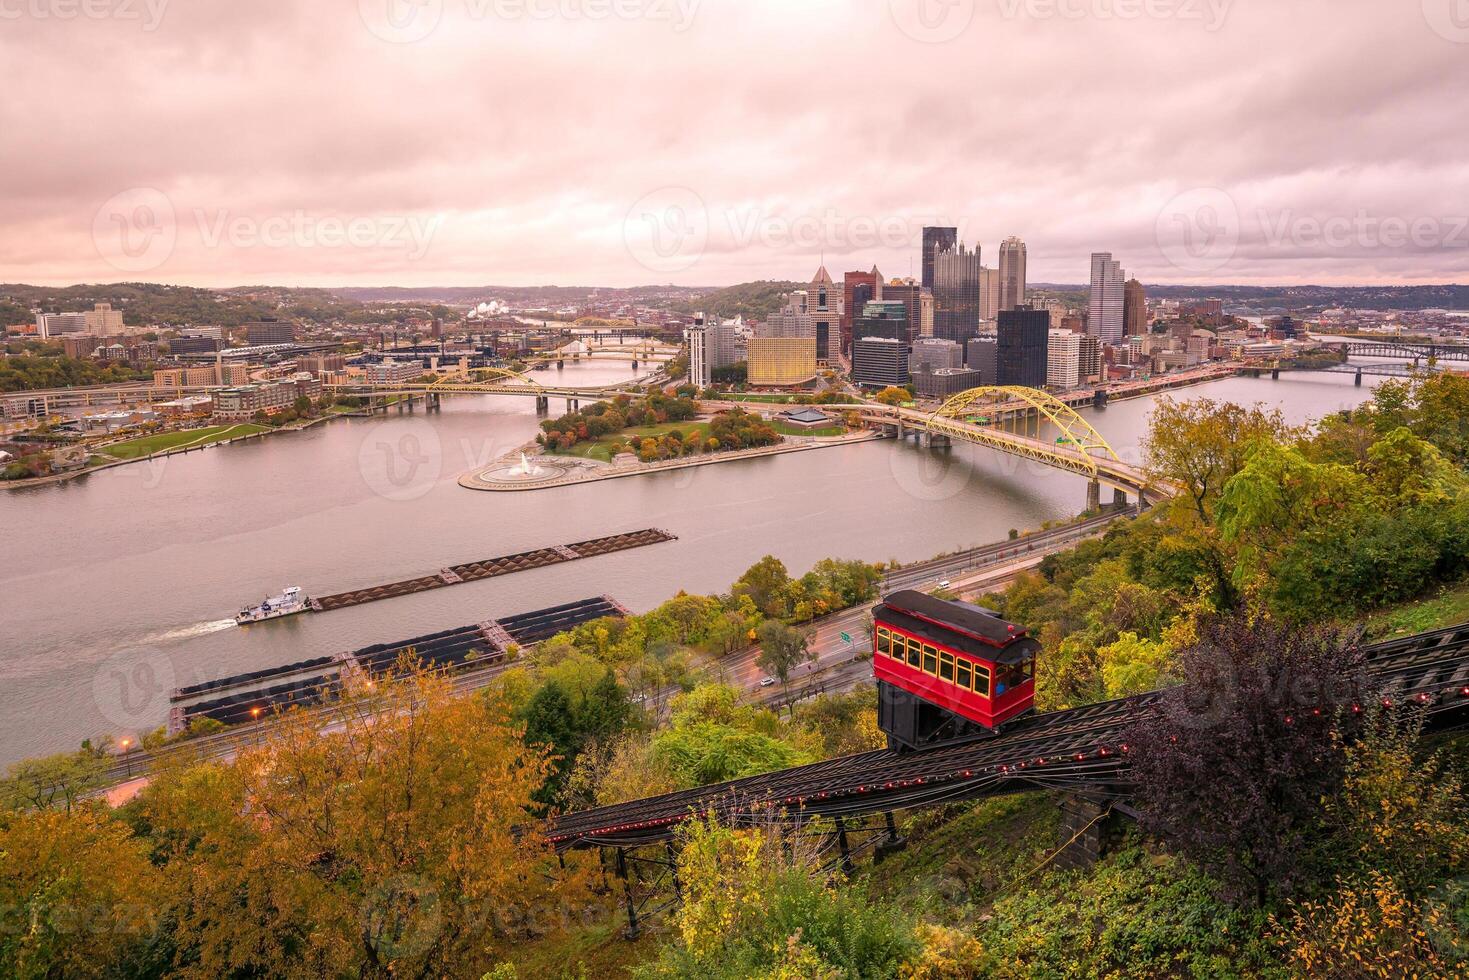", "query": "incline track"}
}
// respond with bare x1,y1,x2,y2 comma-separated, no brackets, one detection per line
548,623,1469,849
